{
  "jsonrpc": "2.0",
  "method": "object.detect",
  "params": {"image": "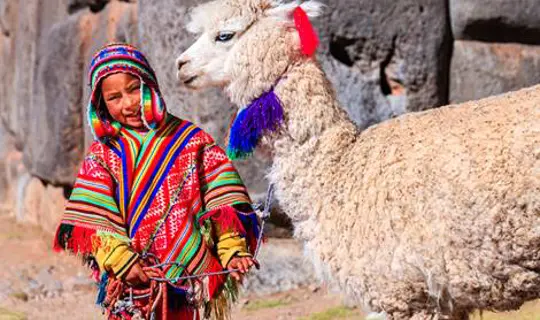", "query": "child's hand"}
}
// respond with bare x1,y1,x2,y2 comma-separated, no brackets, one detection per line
123,262,150,287
227,256,259,283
